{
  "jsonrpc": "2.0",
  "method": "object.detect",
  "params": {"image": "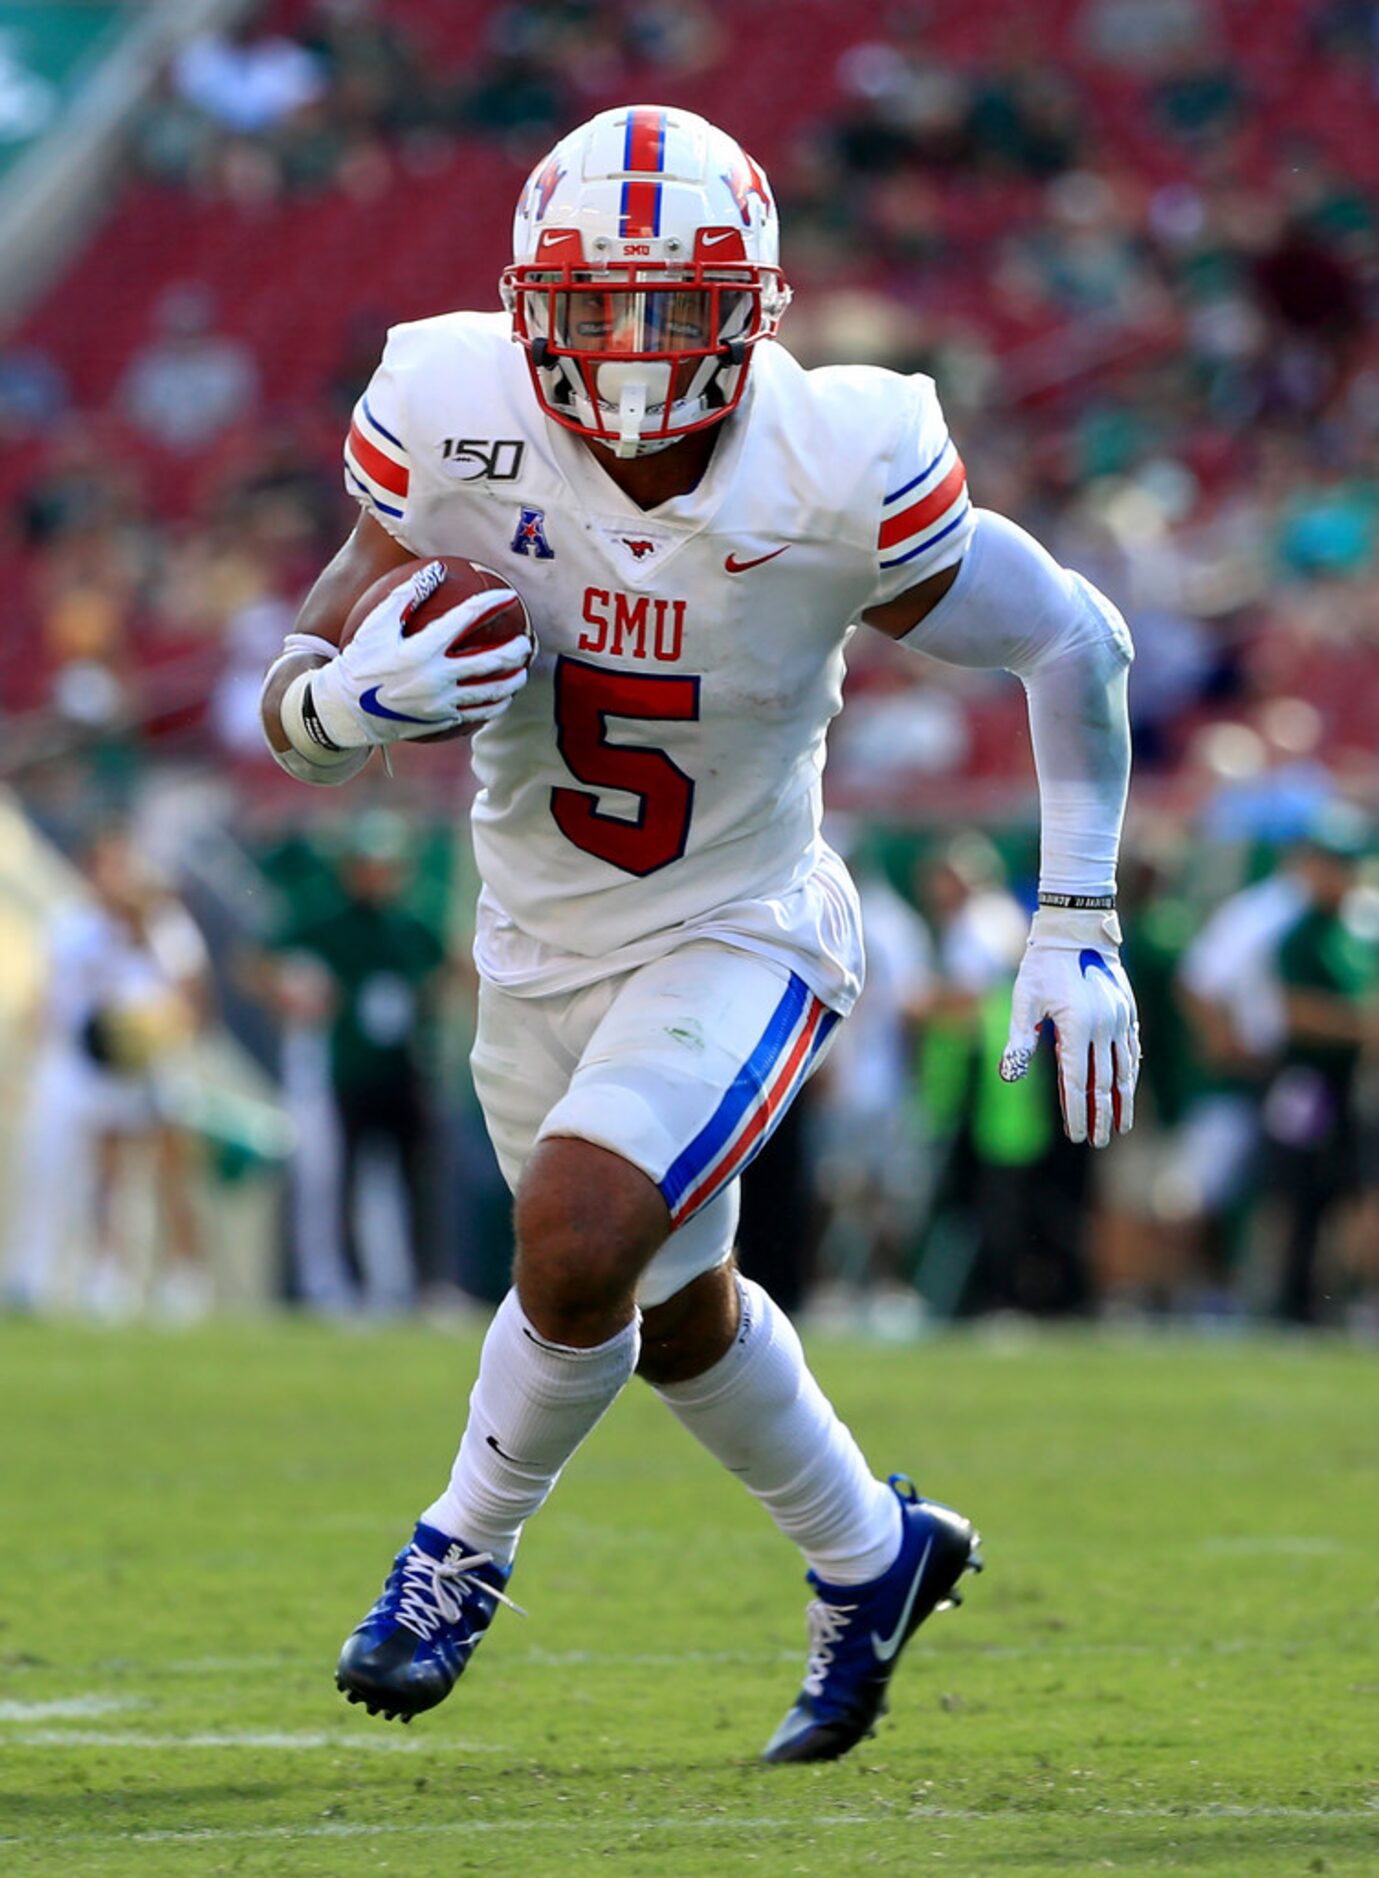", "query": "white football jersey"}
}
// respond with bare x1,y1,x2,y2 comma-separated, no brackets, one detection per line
344,313,973,1013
